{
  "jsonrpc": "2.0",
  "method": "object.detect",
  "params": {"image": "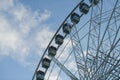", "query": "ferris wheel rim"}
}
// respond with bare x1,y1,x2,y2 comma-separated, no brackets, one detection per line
32,0,120,80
